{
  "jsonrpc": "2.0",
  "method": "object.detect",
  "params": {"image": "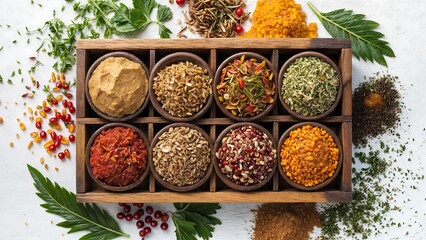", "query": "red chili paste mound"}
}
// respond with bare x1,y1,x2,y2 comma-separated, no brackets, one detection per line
90,127,147,186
